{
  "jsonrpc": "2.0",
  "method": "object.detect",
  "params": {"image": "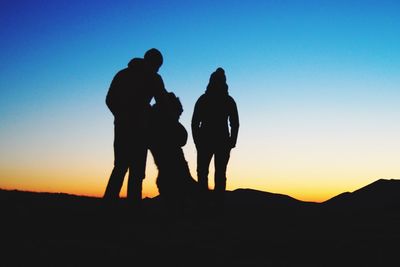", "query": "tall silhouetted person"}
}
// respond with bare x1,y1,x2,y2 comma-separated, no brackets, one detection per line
104,48,166,204
191,67,239,206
